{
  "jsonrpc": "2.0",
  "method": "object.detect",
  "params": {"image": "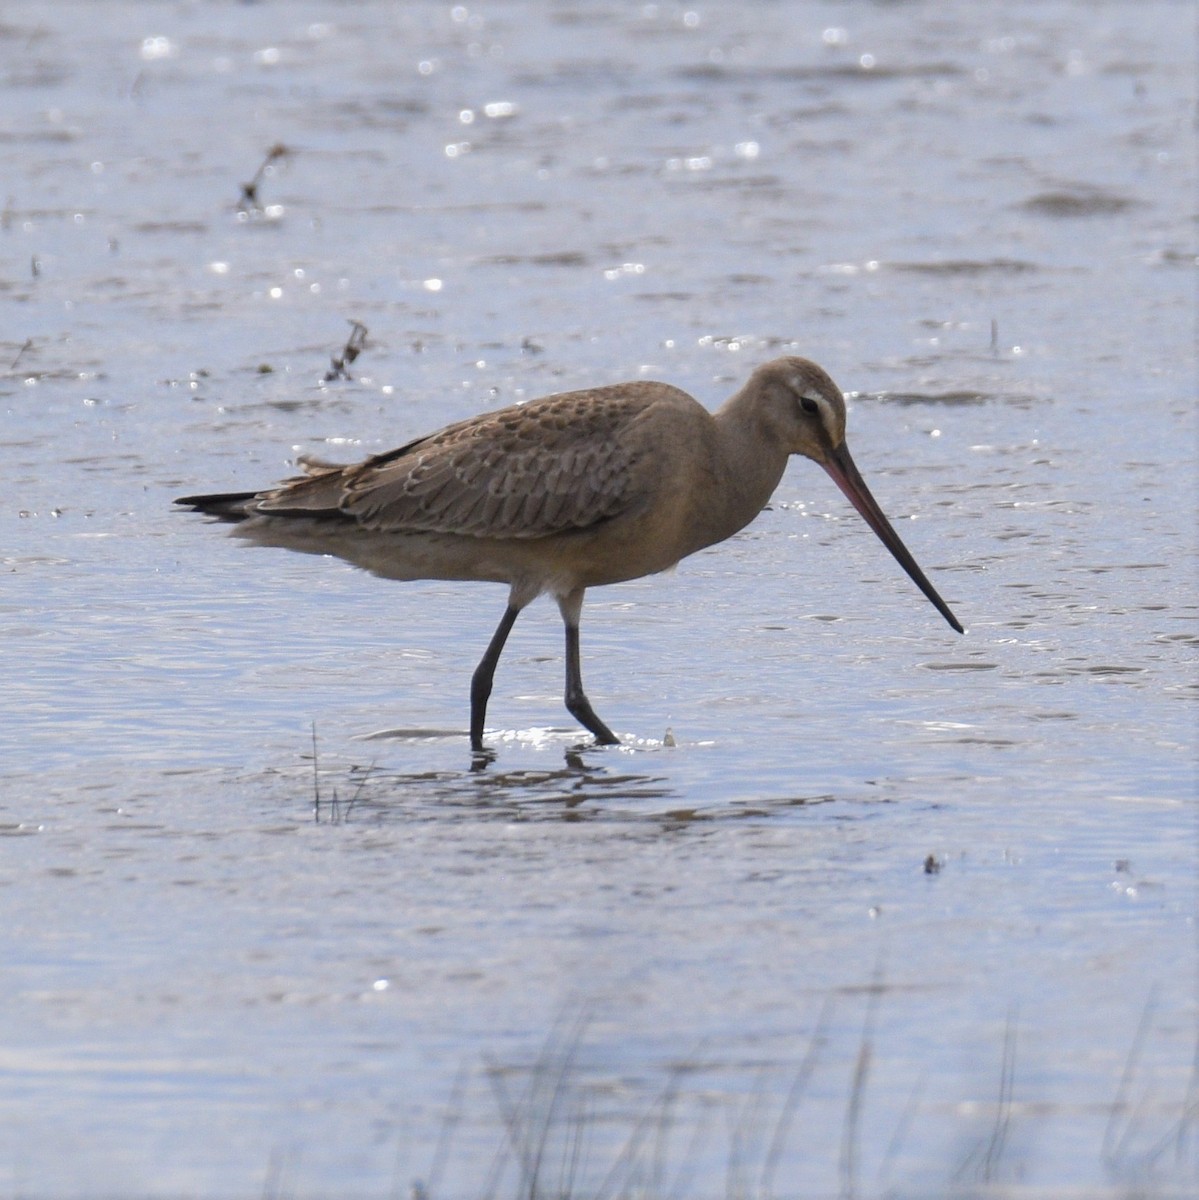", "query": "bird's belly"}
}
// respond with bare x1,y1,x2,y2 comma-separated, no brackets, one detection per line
541,511,694,588
229,512,689,593
230,518,512,584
